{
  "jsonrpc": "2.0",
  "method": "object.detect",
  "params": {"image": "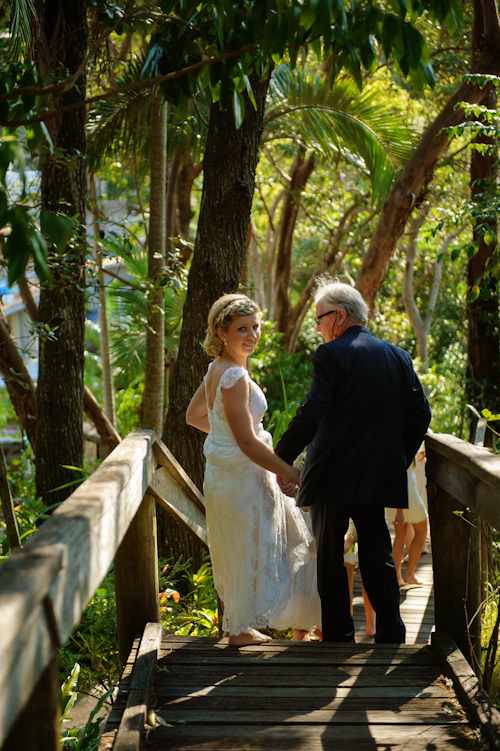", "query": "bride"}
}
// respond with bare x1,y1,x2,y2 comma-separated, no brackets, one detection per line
186,293,320,646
